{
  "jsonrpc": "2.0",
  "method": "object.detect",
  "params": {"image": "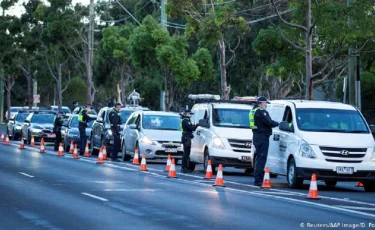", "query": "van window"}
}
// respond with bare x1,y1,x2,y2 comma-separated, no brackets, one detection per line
268,105,285,123
296,108,369,133
212,108,250,129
